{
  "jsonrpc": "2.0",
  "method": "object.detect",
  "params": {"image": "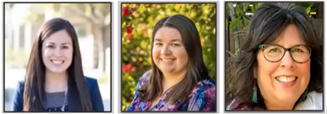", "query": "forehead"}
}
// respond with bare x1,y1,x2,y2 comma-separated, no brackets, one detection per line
271,24,305,45
154,27,182,41
43,30,73,44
